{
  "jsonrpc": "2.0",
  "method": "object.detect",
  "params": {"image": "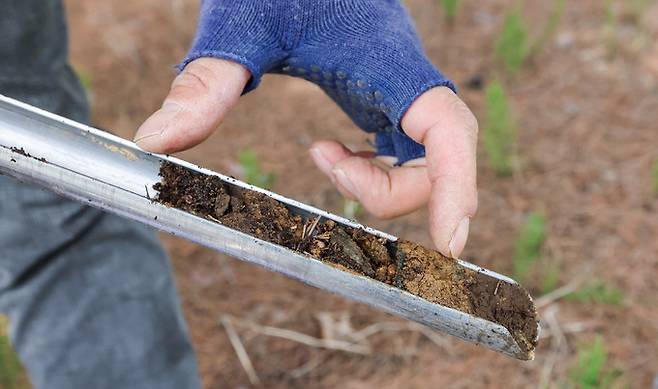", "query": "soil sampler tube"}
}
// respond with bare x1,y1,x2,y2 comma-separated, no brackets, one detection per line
0,94,539,360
